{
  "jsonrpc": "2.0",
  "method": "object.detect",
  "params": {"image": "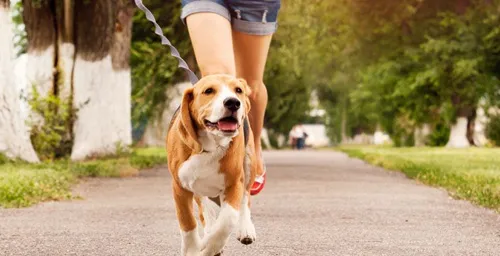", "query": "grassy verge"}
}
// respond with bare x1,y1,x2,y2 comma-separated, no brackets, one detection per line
338,146,500,212
0,147,167,208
